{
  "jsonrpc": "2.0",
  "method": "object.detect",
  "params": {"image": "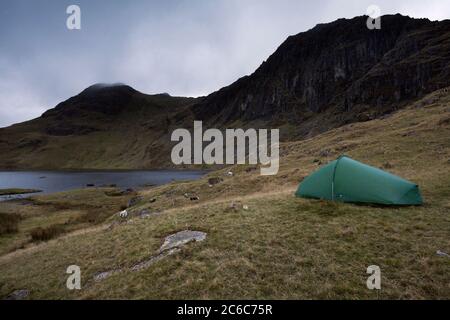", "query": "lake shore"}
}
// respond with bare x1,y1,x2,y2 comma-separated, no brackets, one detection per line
0,170,206,199
0,188,42,196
